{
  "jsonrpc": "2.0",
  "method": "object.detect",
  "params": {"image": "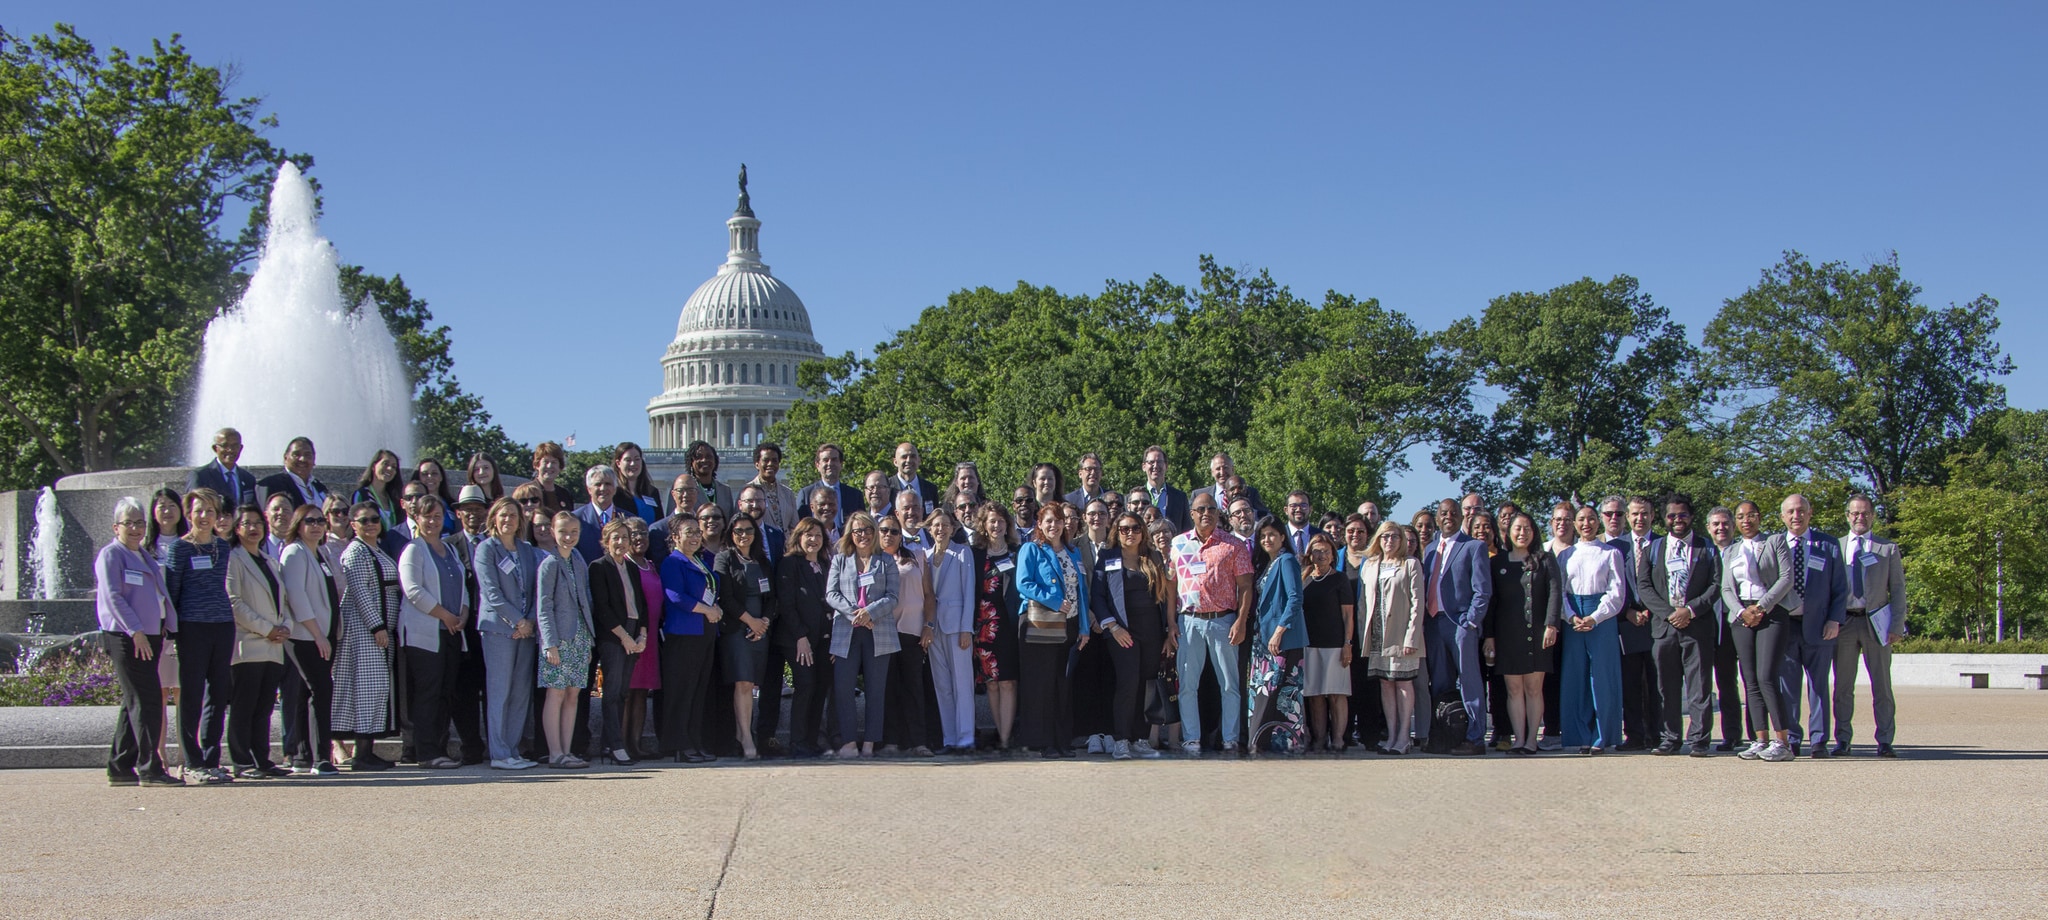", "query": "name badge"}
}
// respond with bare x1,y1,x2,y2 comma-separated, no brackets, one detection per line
124,571,146,586
190,555,214,571
757,577,771,593
497,554,518,575
996,559,1015,573
858,572,876,588
1106,558,1123,572
1859,552,1878,567
319,562,332,577
1187,559,1209,576
1806,554,1826,572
